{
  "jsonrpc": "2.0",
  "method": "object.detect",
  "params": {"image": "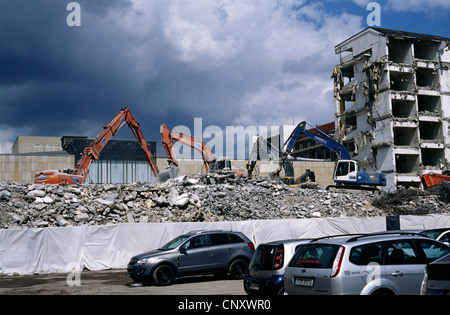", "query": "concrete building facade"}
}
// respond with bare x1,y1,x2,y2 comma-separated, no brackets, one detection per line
333,27,450,190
